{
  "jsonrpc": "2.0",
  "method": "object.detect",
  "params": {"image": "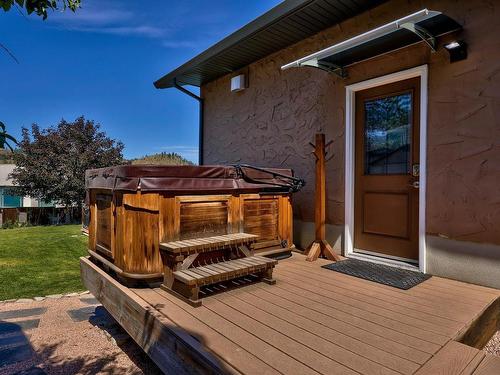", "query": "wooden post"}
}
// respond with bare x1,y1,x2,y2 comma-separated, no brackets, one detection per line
315,133,326,242
305,133,342,262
